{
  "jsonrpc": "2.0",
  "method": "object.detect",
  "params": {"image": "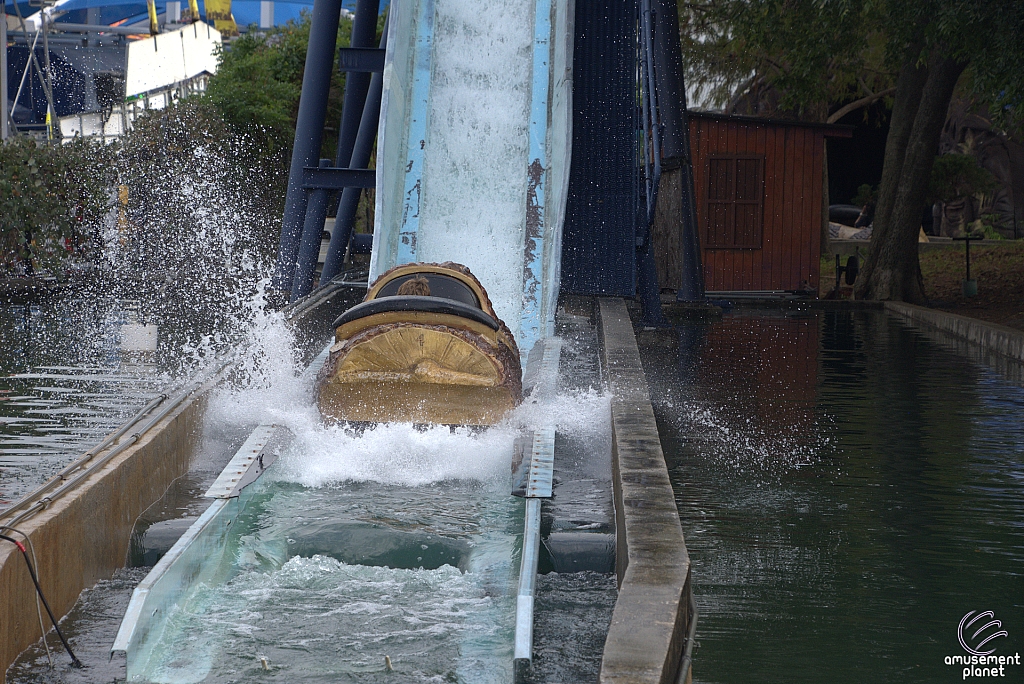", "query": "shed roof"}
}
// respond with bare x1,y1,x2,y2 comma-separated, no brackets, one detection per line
689,111,855,138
